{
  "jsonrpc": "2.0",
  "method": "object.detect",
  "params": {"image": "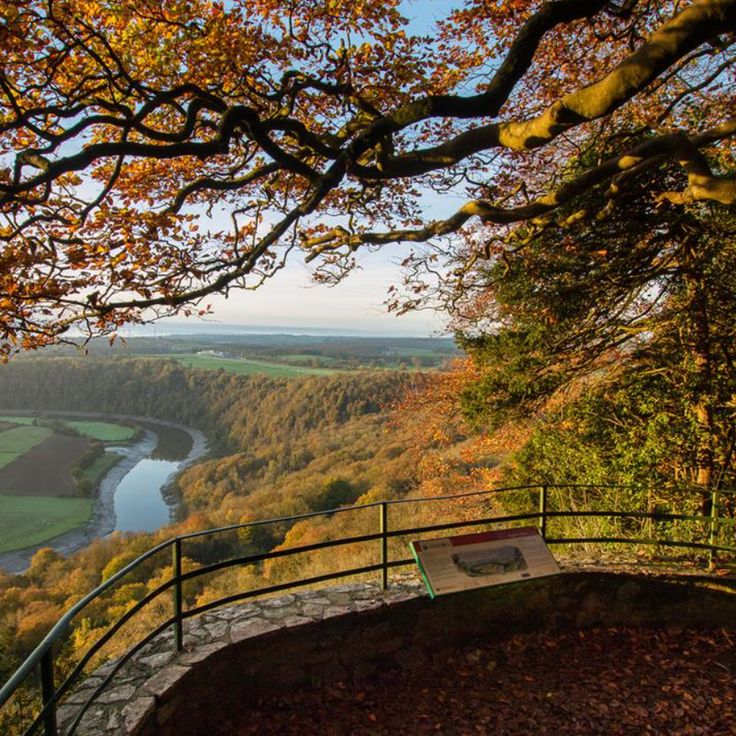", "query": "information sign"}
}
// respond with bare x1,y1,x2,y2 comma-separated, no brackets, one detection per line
410,526,559,597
